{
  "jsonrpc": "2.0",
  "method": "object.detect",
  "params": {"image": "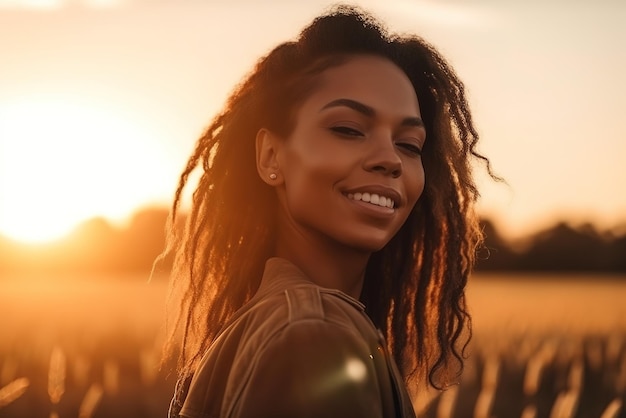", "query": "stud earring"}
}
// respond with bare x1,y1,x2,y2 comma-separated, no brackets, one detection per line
269,173,277,180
